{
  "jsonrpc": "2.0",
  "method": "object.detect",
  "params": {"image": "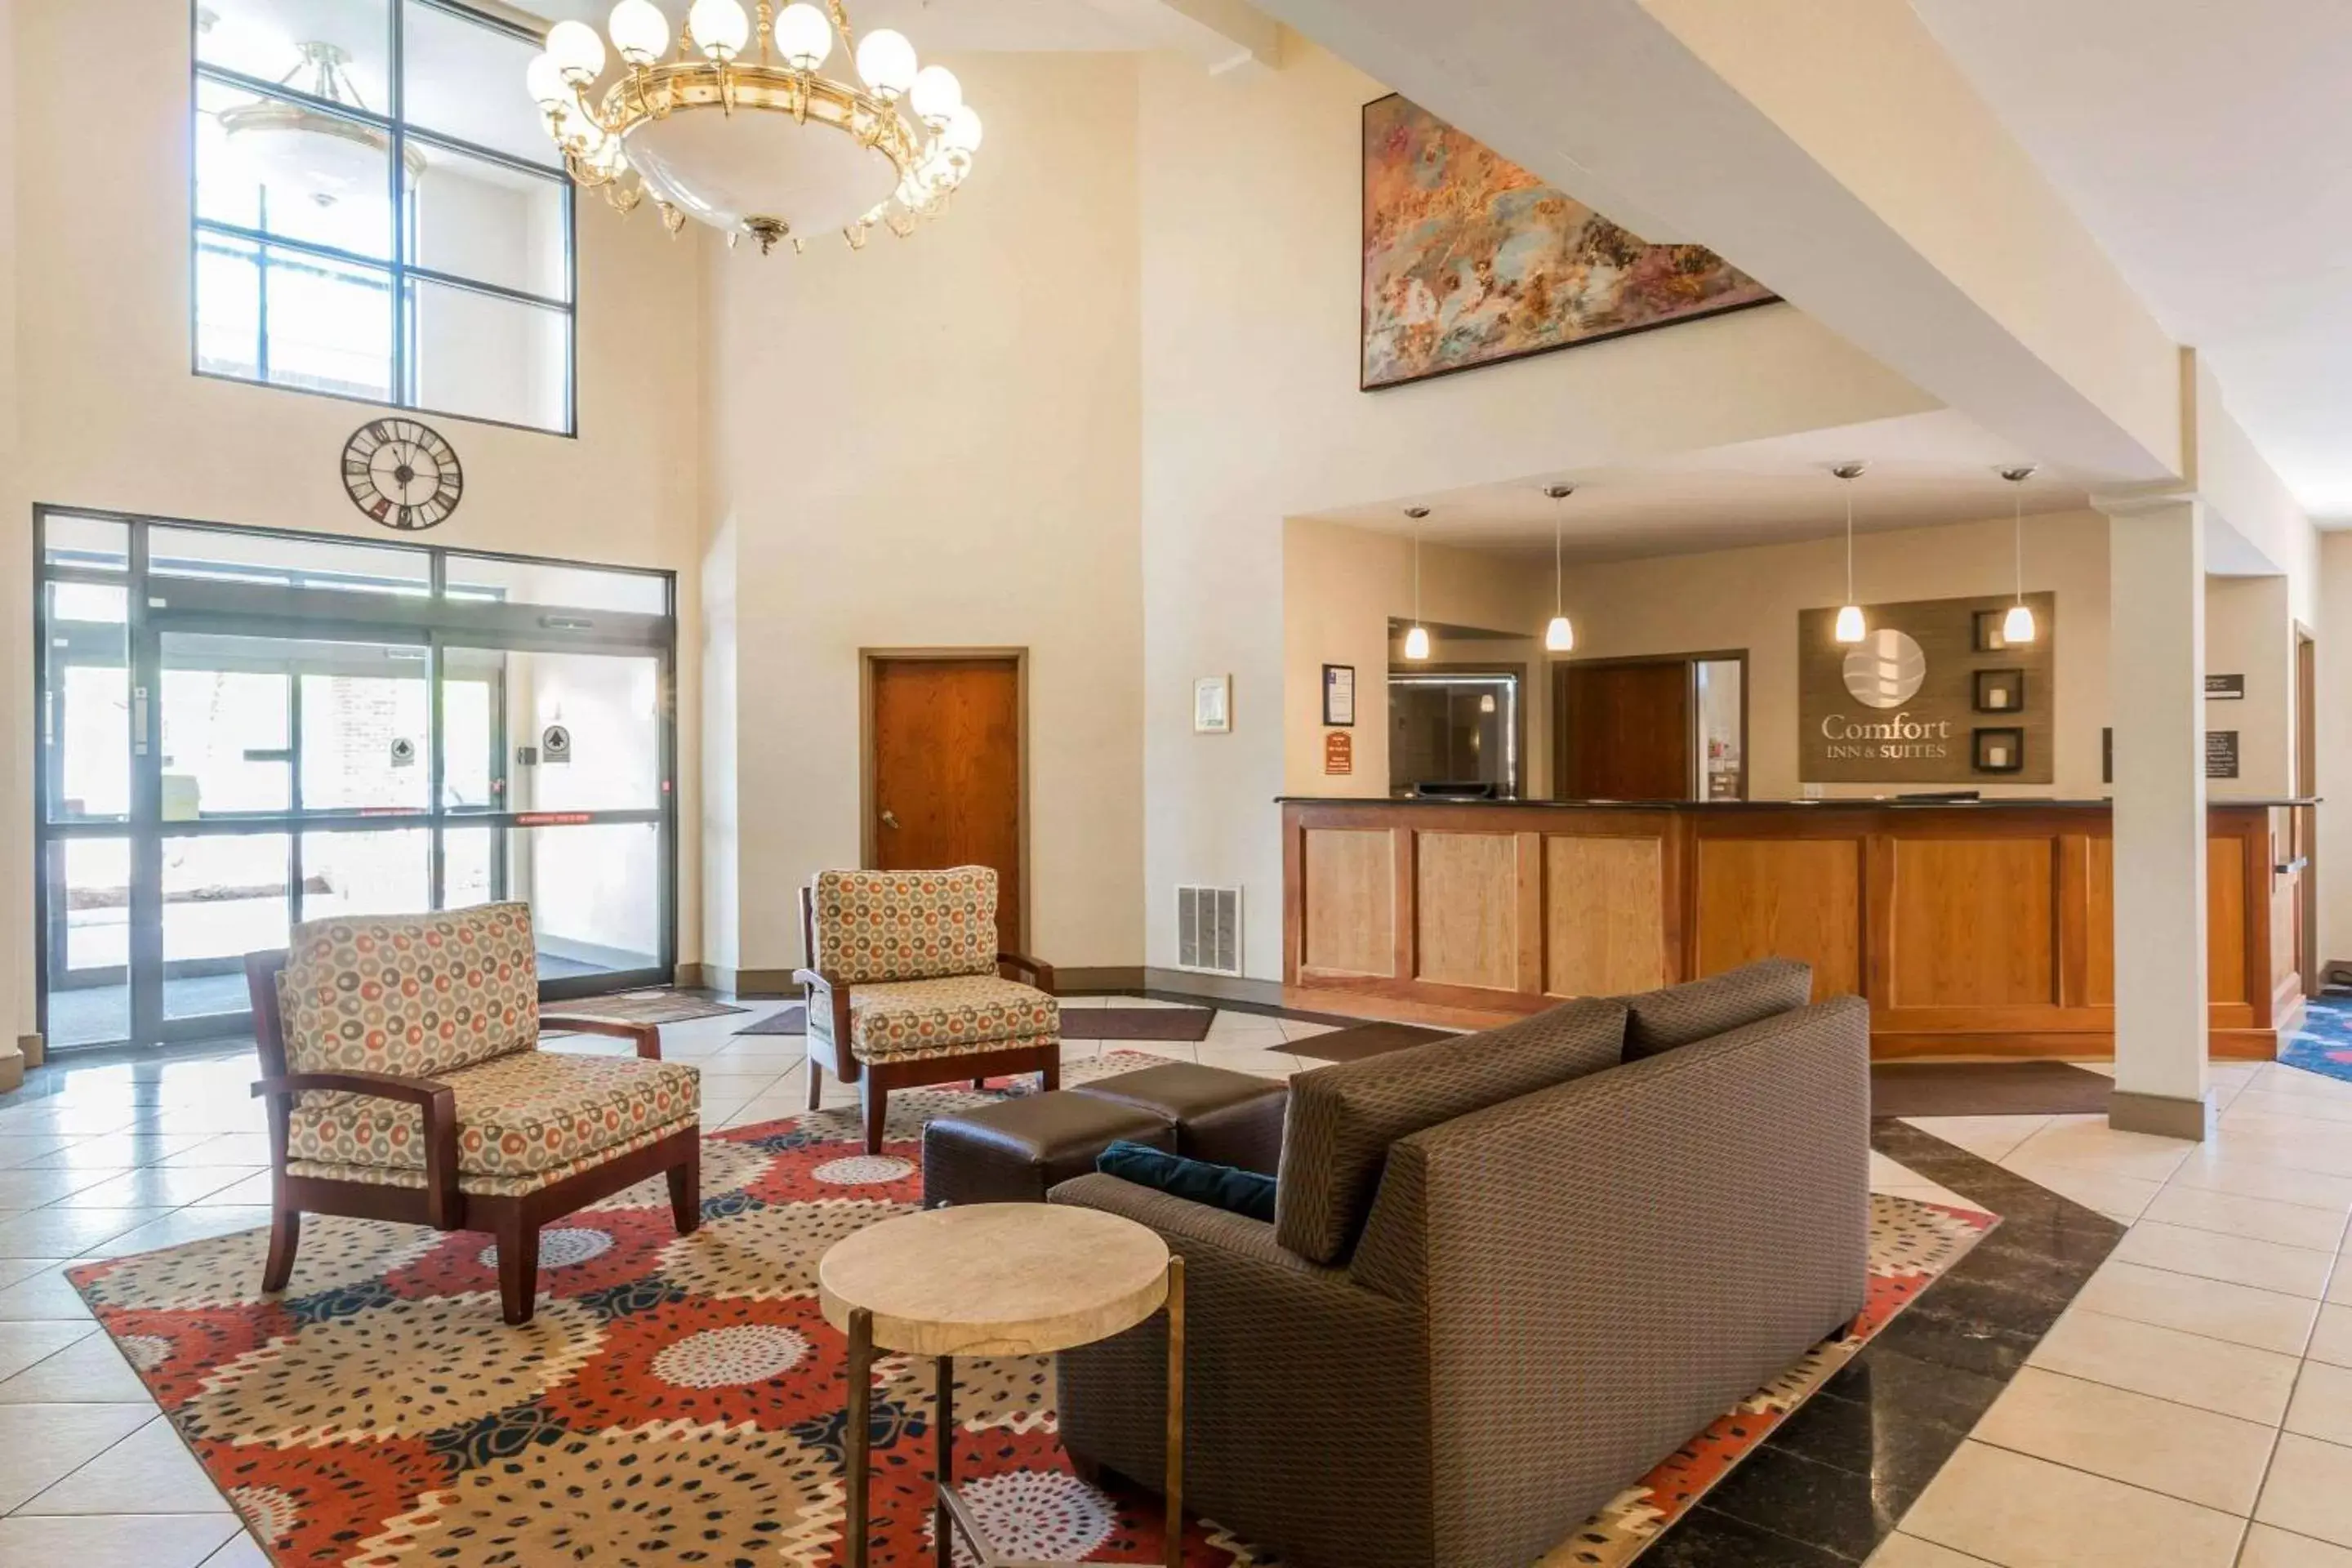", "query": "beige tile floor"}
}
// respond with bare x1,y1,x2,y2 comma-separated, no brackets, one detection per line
0,1000,2334,1568
1873,1057,2352,1568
